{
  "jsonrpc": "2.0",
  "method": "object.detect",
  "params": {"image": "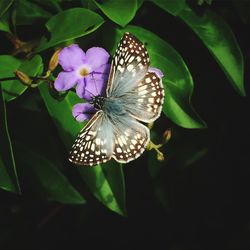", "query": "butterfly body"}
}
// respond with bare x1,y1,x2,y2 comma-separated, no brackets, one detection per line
90,95,106,110
104,97,127,116
69,32,165,166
